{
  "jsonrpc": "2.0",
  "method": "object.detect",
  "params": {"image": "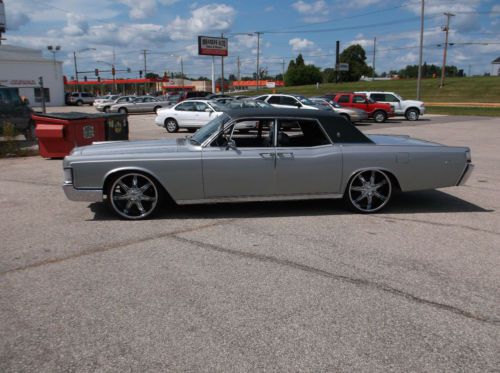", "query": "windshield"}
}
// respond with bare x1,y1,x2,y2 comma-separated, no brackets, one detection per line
191,113,232,144
295,96,314,105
